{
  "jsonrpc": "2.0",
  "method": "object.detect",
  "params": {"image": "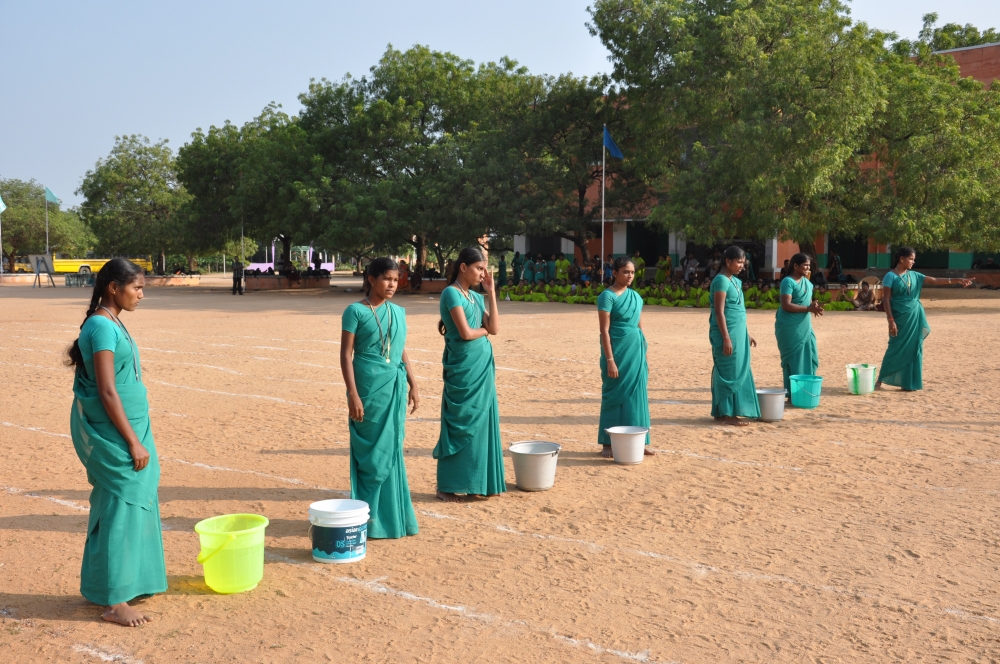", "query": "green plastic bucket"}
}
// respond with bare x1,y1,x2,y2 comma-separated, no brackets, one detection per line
789,375,823,409
194,514,269,594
